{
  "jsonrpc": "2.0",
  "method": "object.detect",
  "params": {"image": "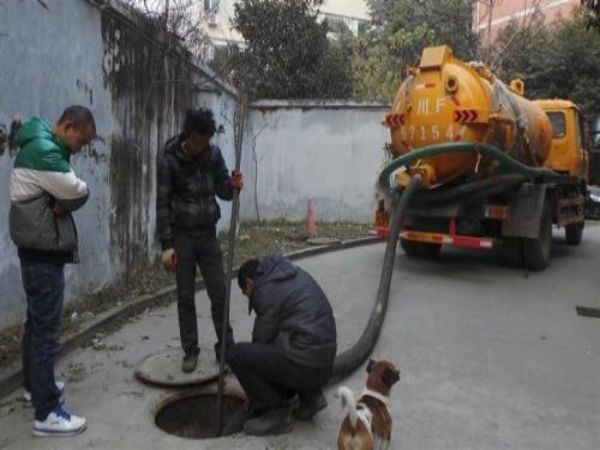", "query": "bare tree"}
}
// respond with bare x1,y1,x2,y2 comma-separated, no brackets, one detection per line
475,0,503,51
120,0,218,57
476,0,546,70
